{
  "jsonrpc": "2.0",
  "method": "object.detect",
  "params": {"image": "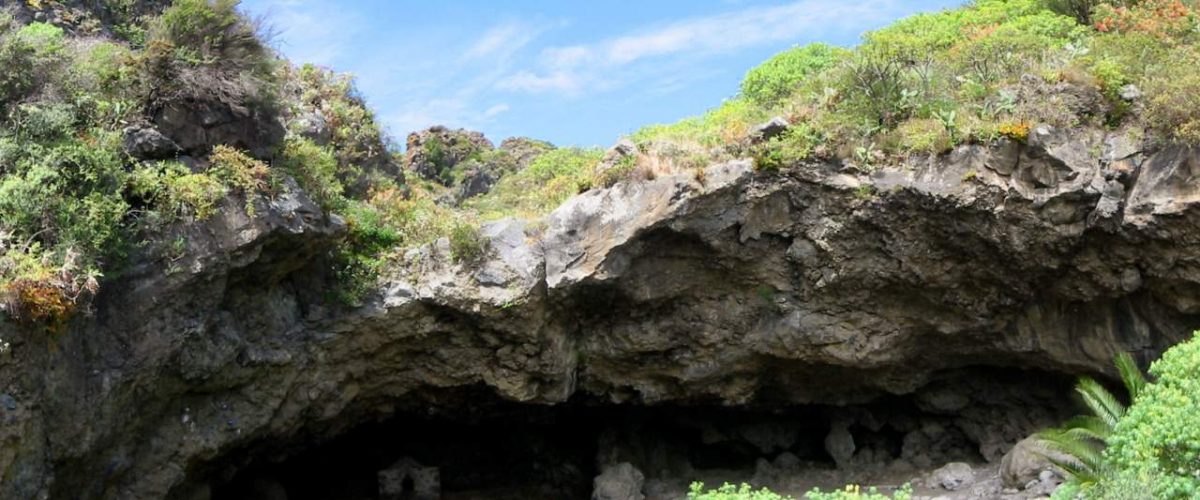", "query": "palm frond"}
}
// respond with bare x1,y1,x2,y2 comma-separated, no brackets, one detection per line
1076,377,1125,428
1034,355,1150,488
1038,428,1106,471
1059,415,1110,440
1114,351,1147,402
